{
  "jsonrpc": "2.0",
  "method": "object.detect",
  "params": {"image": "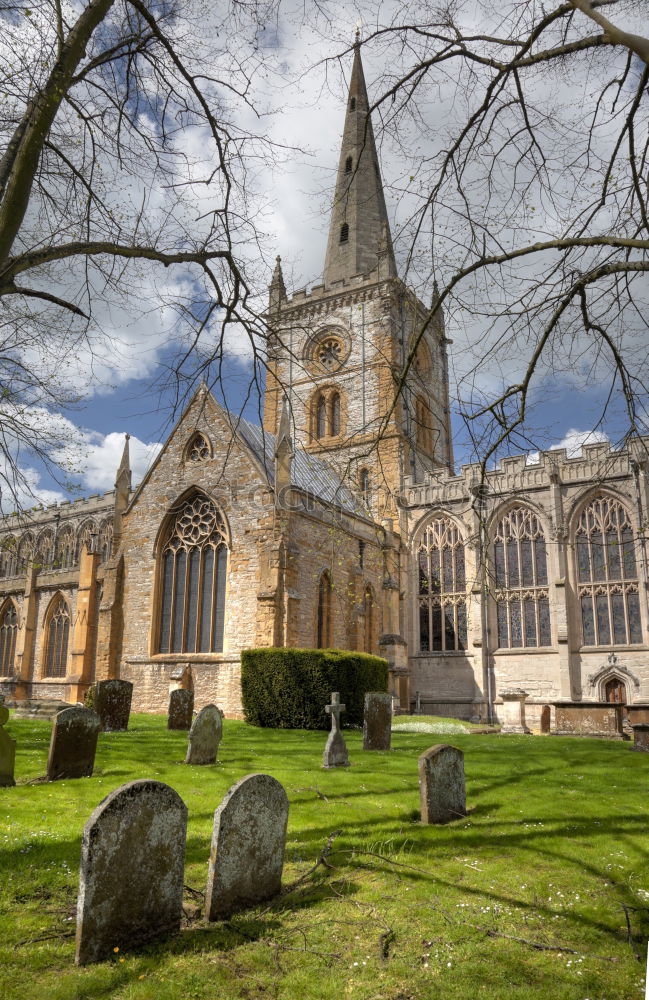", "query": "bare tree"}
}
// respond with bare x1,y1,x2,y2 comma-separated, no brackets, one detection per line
325,0,649,468
0,0,280,509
